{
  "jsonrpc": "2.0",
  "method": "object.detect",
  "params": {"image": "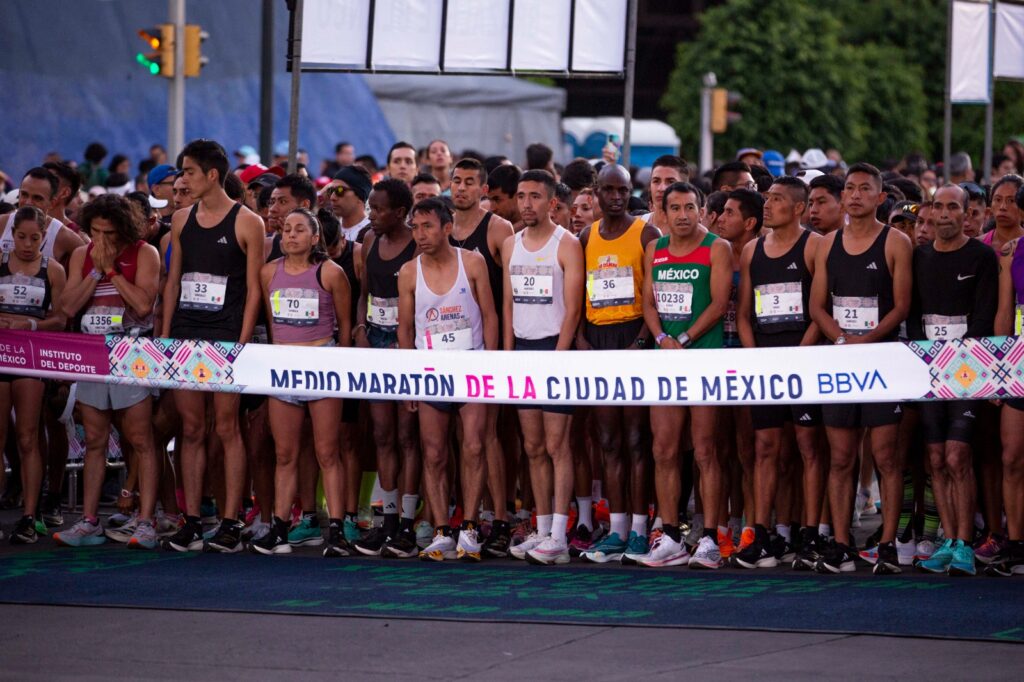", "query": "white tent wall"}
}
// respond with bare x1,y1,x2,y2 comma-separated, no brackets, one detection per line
363,74,567,164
